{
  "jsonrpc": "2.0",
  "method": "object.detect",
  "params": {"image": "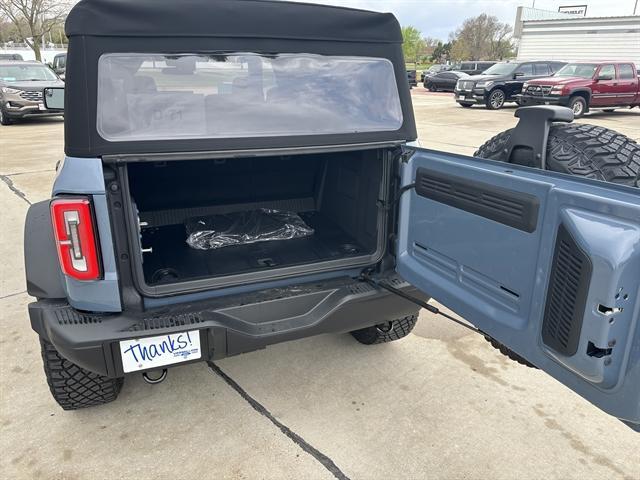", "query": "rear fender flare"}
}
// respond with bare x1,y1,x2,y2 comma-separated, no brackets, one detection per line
24,201,66,299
